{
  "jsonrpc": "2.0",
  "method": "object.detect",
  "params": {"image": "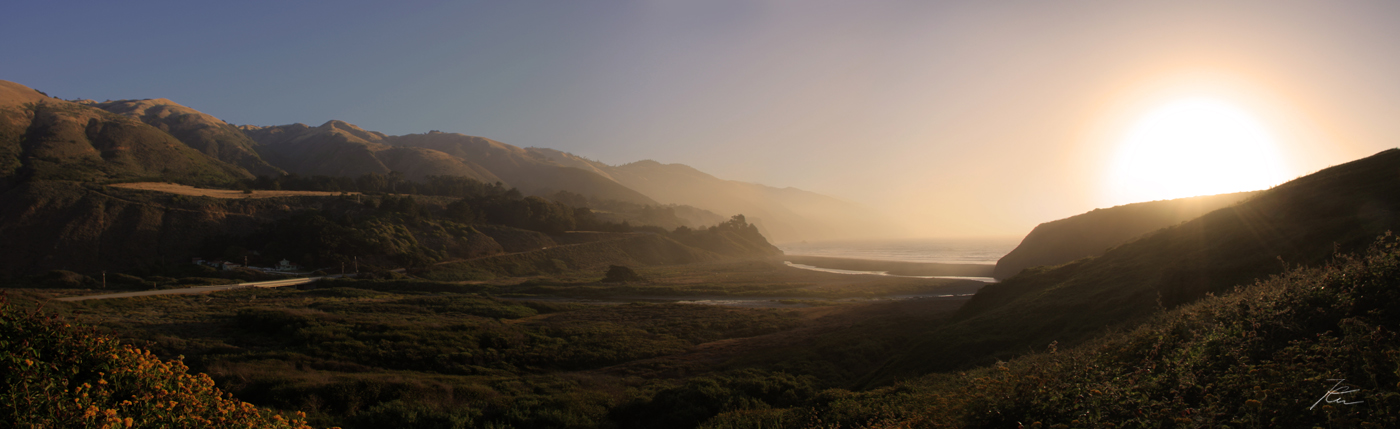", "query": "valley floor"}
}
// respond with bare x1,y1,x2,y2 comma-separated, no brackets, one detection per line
14,257,983,429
